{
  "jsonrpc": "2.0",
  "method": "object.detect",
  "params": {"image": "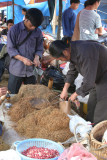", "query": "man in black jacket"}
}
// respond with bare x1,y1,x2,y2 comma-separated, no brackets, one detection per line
49,40,107,125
